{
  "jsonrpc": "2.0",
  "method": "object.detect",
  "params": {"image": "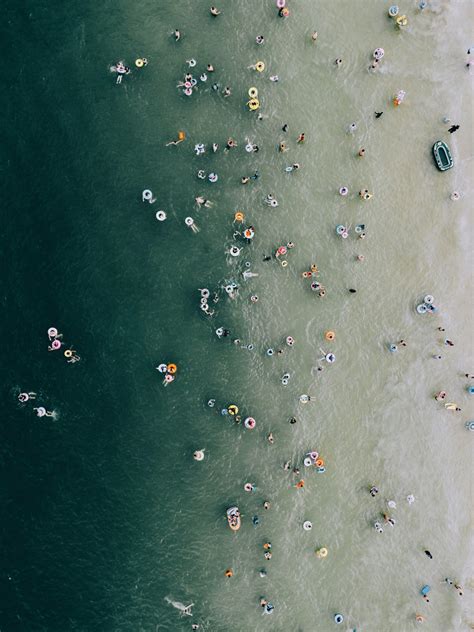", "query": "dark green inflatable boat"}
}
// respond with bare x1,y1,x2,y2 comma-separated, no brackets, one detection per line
433,141,453,171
